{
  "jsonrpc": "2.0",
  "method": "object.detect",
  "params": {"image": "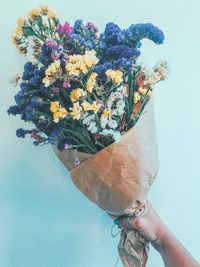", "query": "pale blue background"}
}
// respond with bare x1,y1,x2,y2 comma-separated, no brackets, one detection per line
0,0,200,266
